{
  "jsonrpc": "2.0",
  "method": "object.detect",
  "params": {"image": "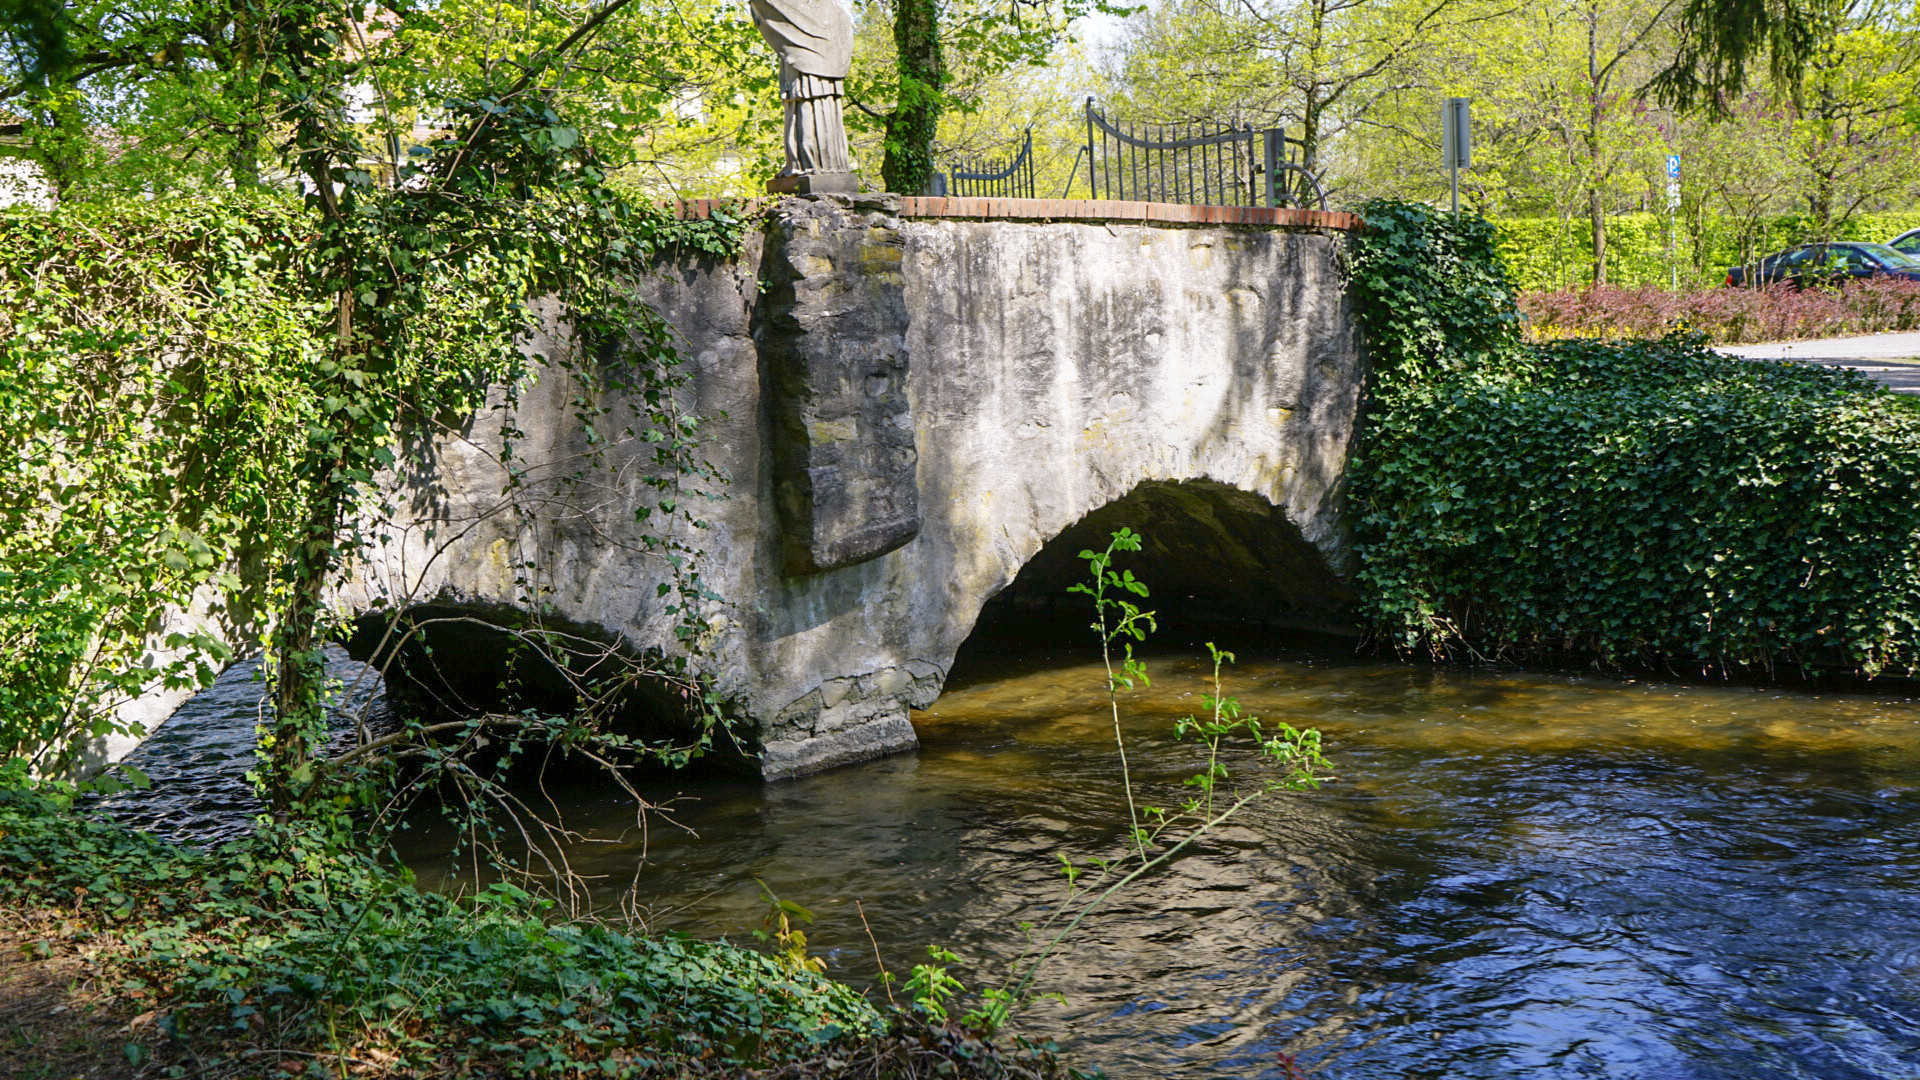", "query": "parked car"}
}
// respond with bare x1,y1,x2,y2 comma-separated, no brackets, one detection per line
1724,241,1920,287
1890,227,1920,257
